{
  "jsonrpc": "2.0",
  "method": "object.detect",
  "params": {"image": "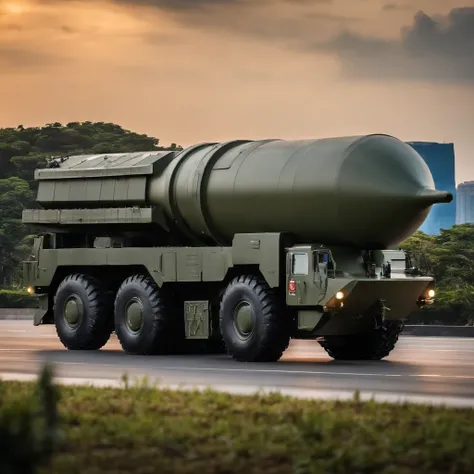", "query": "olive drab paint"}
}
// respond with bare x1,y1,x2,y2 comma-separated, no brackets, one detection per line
21,134,453,362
